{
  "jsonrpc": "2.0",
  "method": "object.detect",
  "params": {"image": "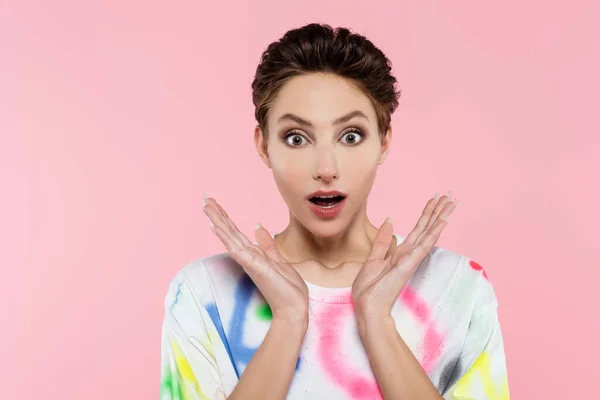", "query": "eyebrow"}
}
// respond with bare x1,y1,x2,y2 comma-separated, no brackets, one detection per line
276,110,369,127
